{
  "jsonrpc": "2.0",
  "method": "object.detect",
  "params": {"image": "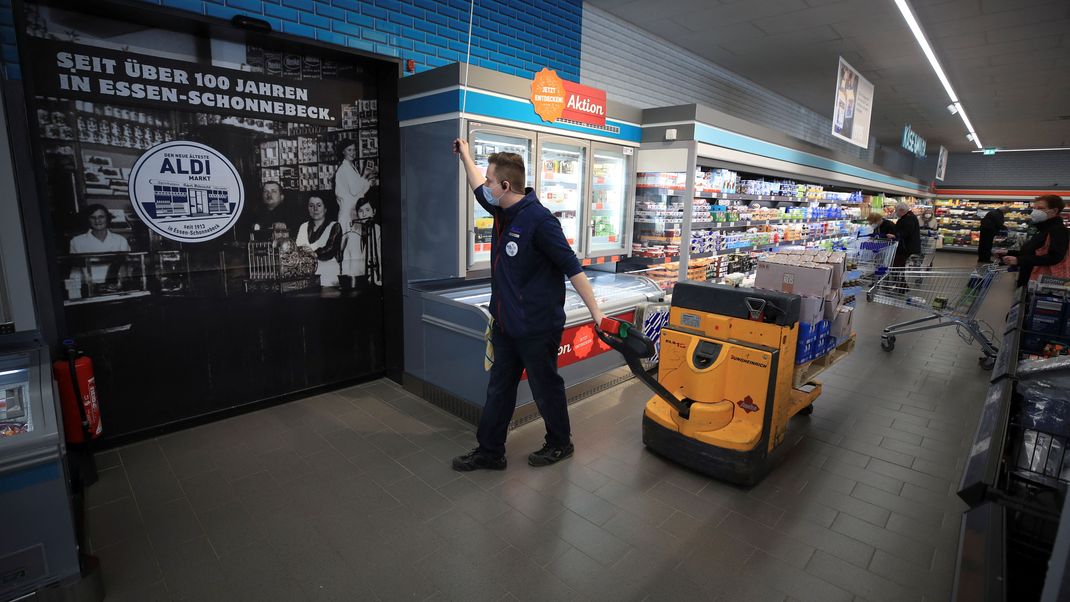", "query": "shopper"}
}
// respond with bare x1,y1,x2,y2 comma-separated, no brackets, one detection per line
334,139,371,233
920,208,939,234
295,195,342,287
978,205,1010,263
451,138,605,471
1001,195,1069,285
866,212,895,238
891,202,920,267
